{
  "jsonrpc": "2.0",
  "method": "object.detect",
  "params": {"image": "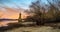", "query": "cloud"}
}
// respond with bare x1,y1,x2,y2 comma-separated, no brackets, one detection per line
0,0,36,9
